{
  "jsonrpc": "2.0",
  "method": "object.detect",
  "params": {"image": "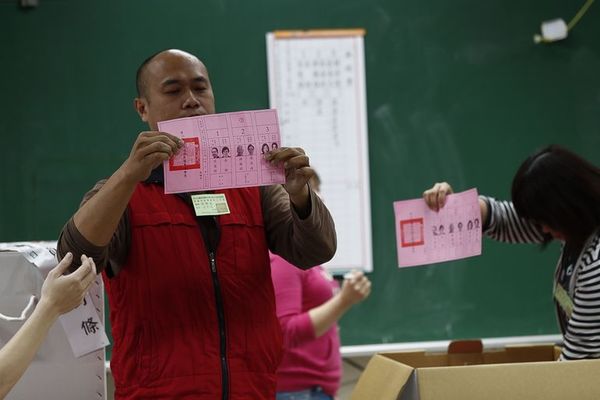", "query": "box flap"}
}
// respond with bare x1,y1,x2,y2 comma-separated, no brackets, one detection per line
448,339,484,366
351,354,414,400
553,346,562,360
446,340,557,366
417,358,600,400
385,351,448,368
